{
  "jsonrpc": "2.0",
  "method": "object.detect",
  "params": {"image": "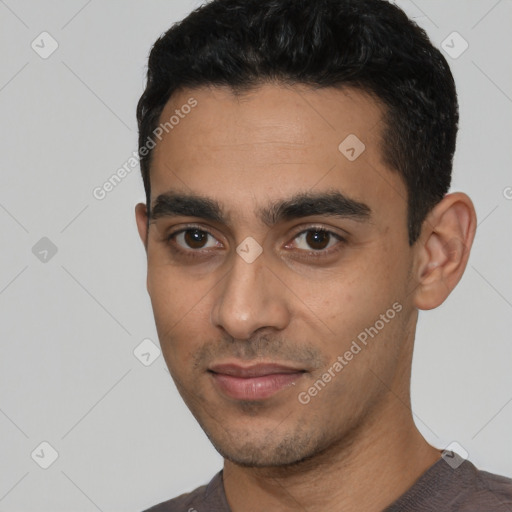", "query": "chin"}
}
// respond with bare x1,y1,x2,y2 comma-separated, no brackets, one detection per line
206,428,323,468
